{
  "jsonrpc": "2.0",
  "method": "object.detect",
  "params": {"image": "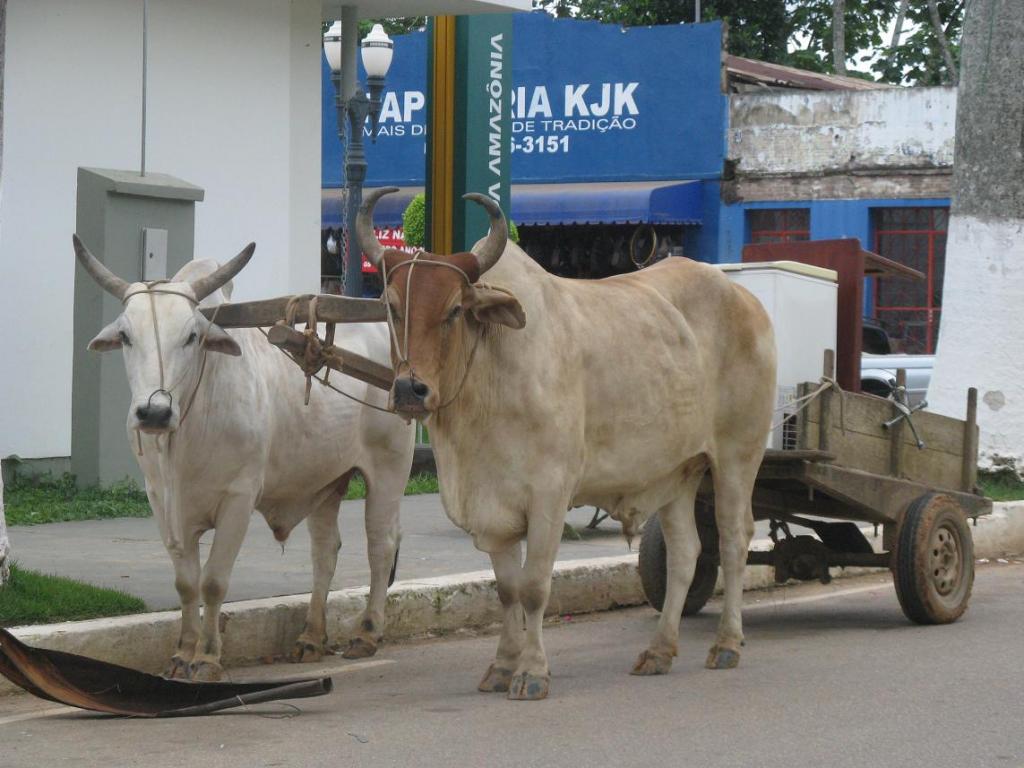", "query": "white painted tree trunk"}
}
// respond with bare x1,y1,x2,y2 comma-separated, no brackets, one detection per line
0,473,9,585
928,0,1024,475
0,0,7,586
